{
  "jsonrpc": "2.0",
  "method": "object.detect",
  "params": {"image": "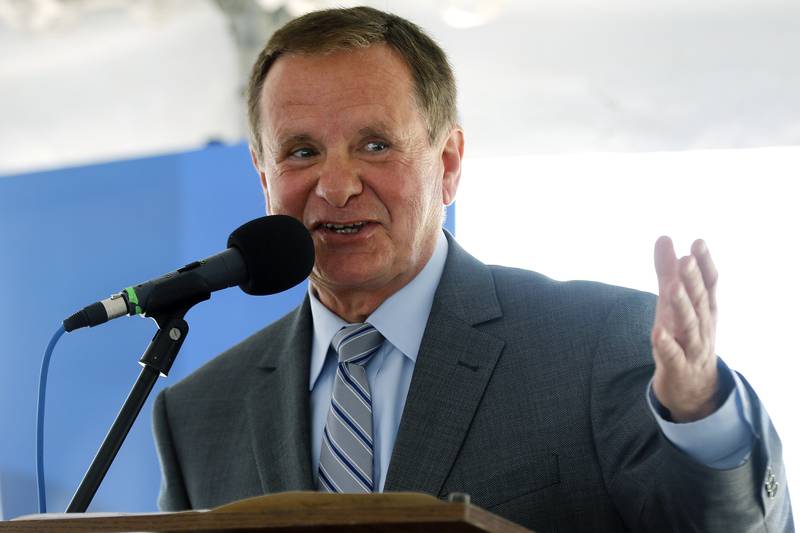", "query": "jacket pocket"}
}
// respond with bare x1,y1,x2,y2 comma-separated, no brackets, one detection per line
441,452,560,510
